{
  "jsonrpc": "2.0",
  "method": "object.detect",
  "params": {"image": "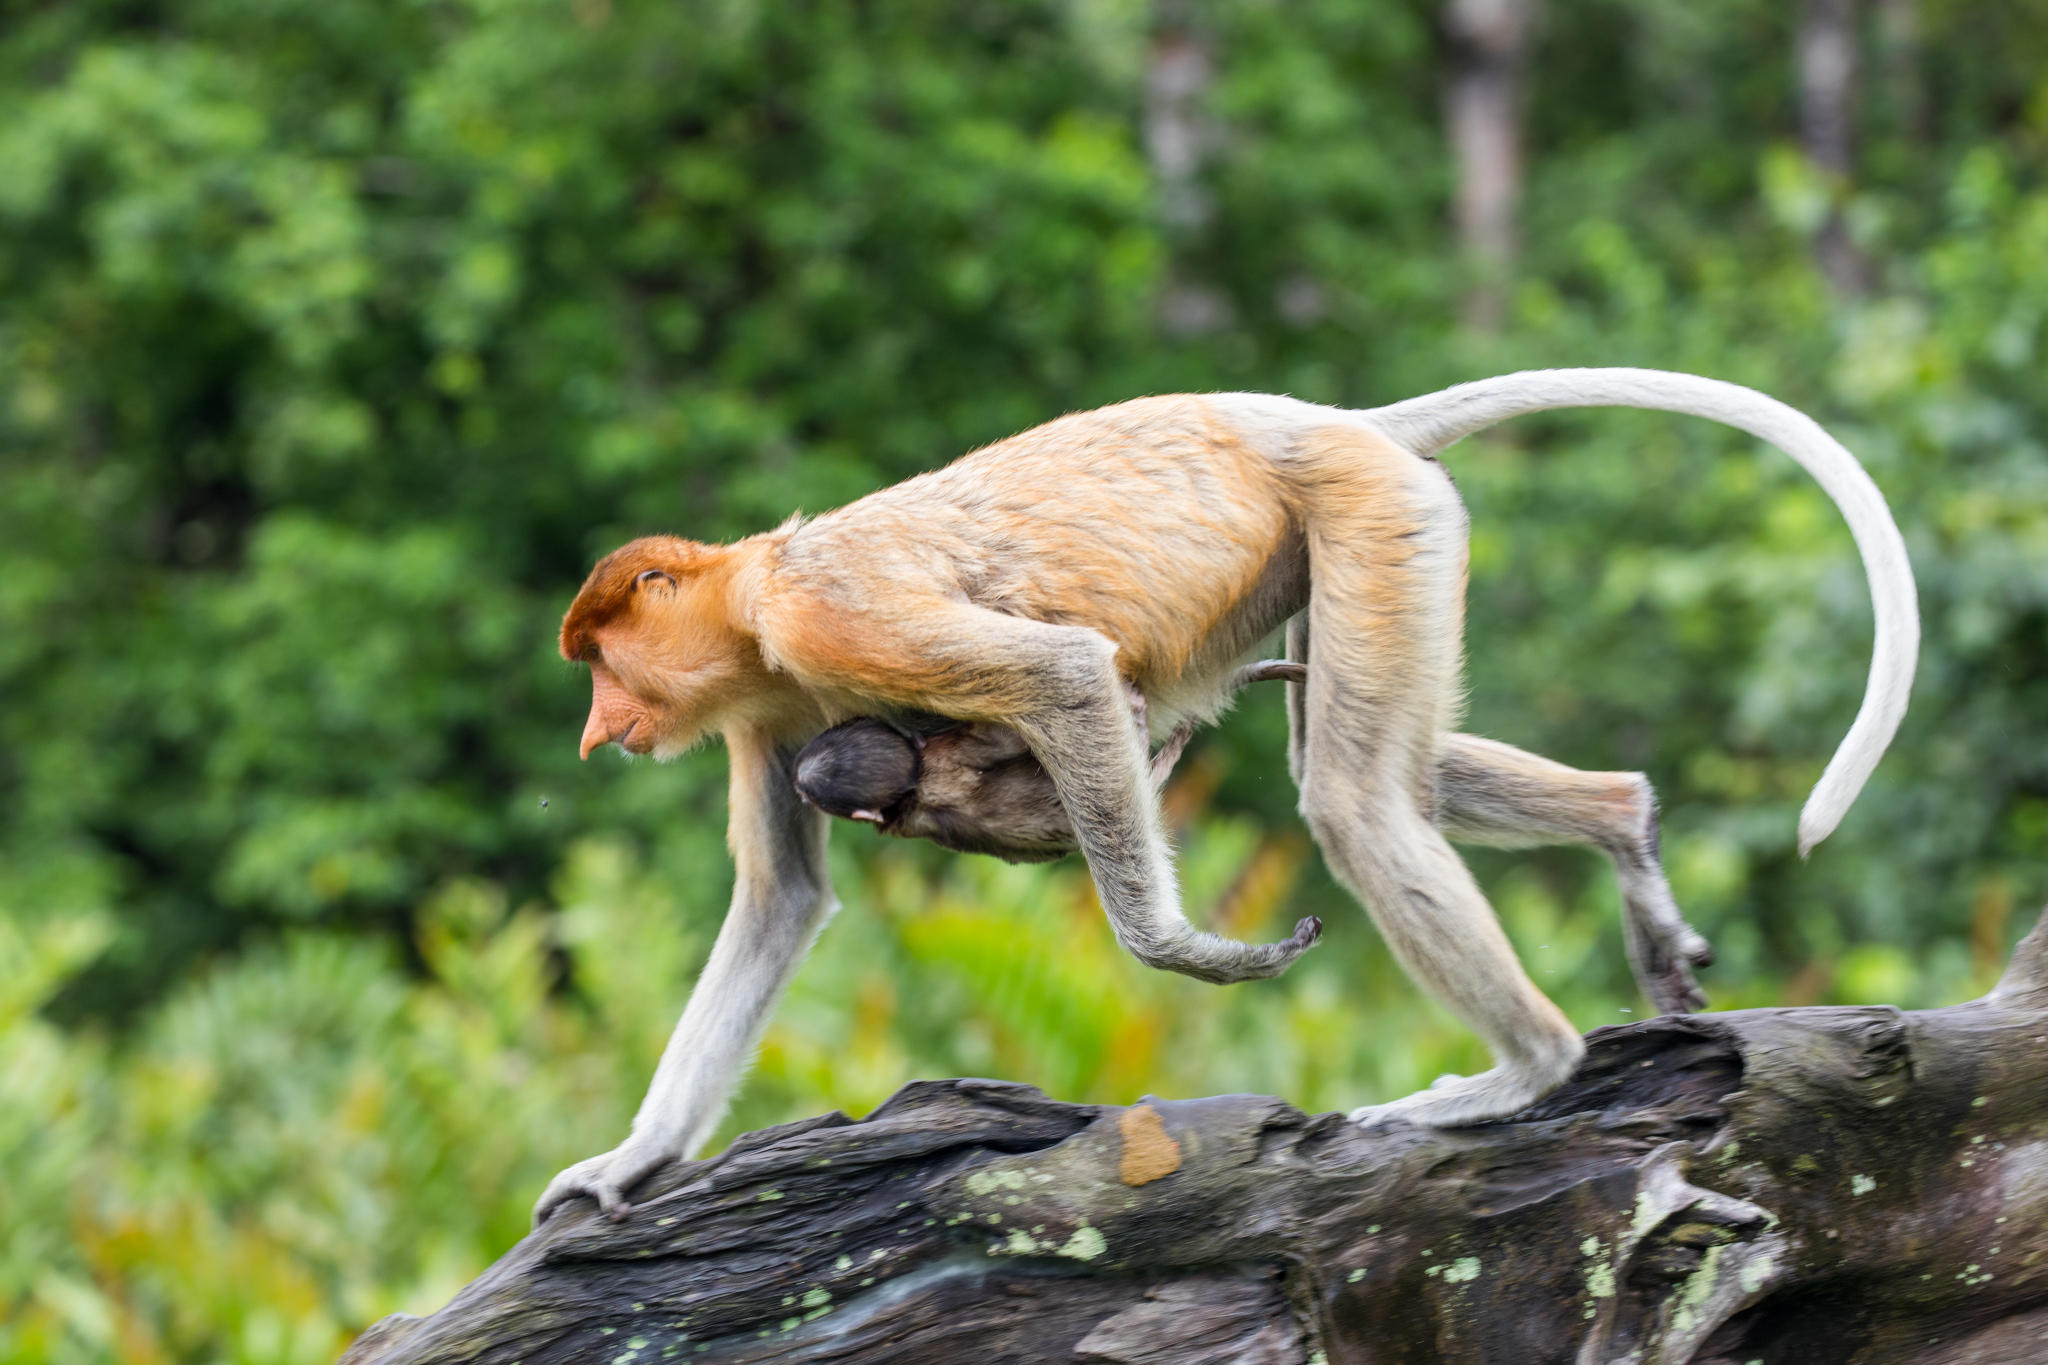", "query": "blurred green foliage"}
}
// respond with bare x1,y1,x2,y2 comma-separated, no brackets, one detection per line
3,0,2047,1359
